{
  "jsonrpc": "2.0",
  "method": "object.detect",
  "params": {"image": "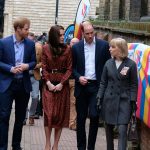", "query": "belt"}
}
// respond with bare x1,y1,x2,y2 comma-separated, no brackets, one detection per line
87,79,97,84
48,68,66,74
13,78,23,83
